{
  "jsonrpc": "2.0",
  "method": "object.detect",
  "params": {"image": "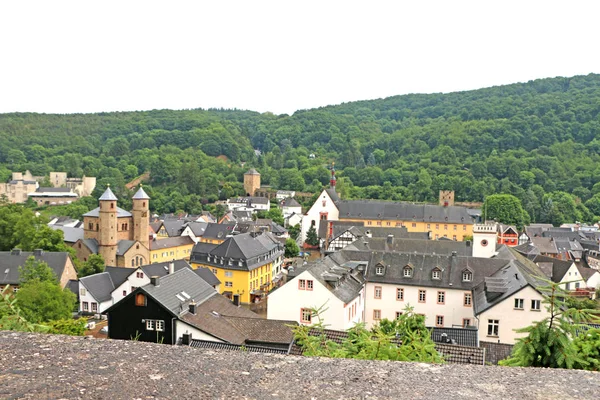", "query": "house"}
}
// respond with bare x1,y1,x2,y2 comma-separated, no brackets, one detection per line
189,232,284,304
364,251,510,329
218,210,253,224
532,255,586,291
28,187,78,206
149,236,195,263
74,186,150,267
276,190,296,200
284,212,302,228
226,196,270,213
78,260,218,314
324,225,430,253
497,224,519,247
49,225,84,246
180,221,208,243
0,249,77,290
267,254,367,331
105,268,294,350
279,197,302,218
472,250,550,344
577,266,600,292
200,222,245,244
